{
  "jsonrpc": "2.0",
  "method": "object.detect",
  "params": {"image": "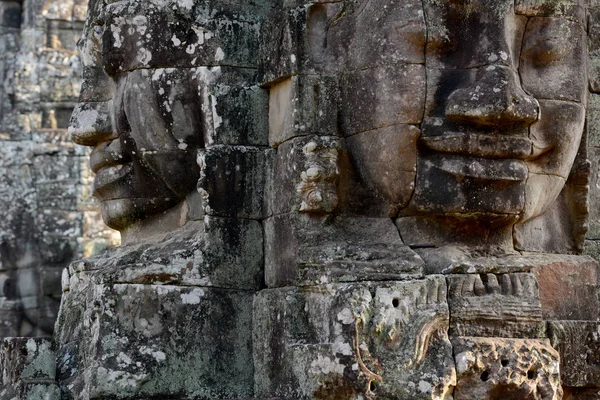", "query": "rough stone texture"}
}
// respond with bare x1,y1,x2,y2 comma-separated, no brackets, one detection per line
564,387,600,399
254,277,456,400
590,0,600,93
533,256,600,320
264,214,424,287
588,122,600,242
56,280,254,399
549,321,600,388
0,337,59,399
63,218,263,291
198,146,272,219
268,75,338,146
0,0,118,339
269,135,340,215
452,337,562,400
